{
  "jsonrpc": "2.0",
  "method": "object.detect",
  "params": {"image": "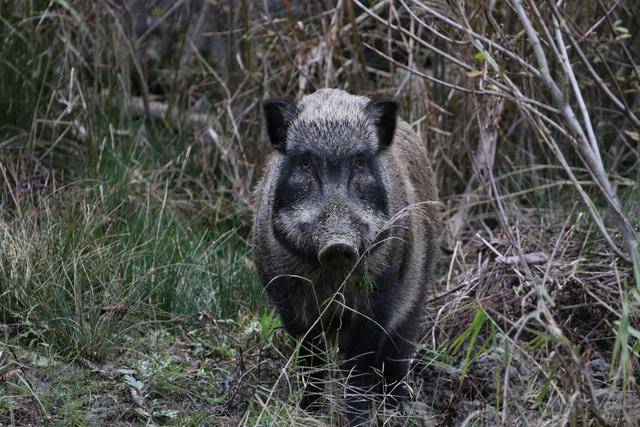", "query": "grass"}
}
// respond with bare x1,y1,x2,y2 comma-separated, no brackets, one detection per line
2,1,640,425
1,118,264,357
